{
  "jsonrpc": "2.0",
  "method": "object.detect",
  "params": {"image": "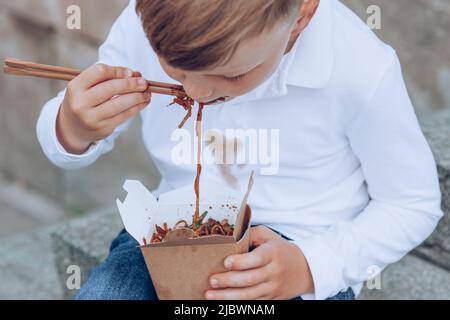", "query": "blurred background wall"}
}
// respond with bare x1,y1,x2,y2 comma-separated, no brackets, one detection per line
343,0,450,115
0,0,159,237
0,0,449,234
